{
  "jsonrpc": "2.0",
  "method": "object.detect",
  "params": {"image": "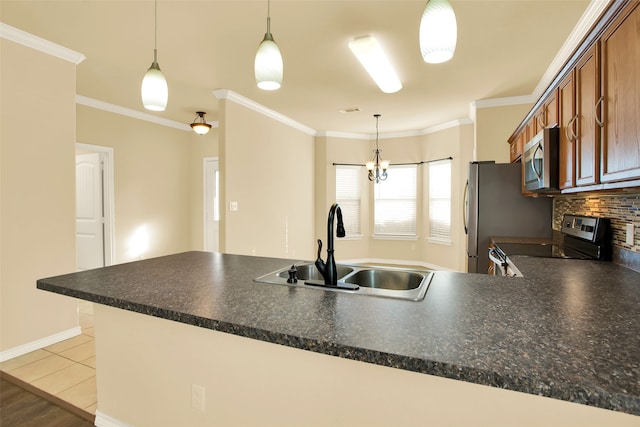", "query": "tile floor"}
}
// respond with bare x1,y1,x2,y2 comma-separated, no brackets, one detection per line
0,301,97,417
